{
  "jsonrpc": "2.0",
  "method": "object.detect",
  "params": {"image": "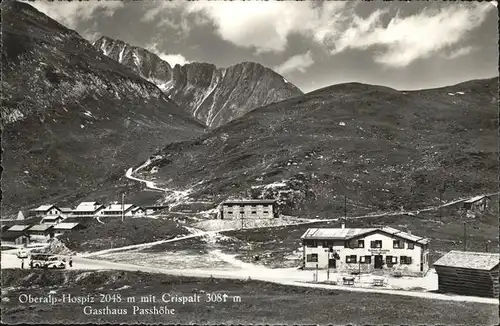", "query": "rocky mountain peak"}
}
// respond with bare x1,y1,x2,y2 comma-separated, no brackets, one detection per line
93,36,304,128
